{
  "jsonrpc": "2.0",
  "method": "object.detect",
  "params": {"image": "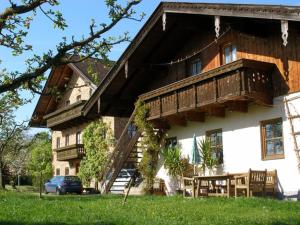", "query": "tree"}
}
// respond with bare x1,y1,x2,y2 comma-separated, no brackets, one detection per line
27,132,52,197
8,133,31,187
0,105,27,189
0,0,143,101
78,119,114,189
